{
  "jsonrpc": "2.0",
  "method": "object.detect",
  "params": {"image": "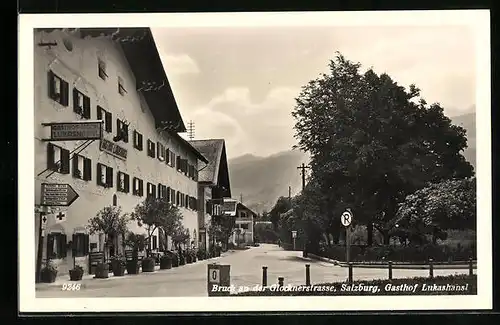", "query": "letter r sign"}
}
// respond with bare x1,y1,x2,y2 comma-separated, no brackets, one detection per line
209,269,220,283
